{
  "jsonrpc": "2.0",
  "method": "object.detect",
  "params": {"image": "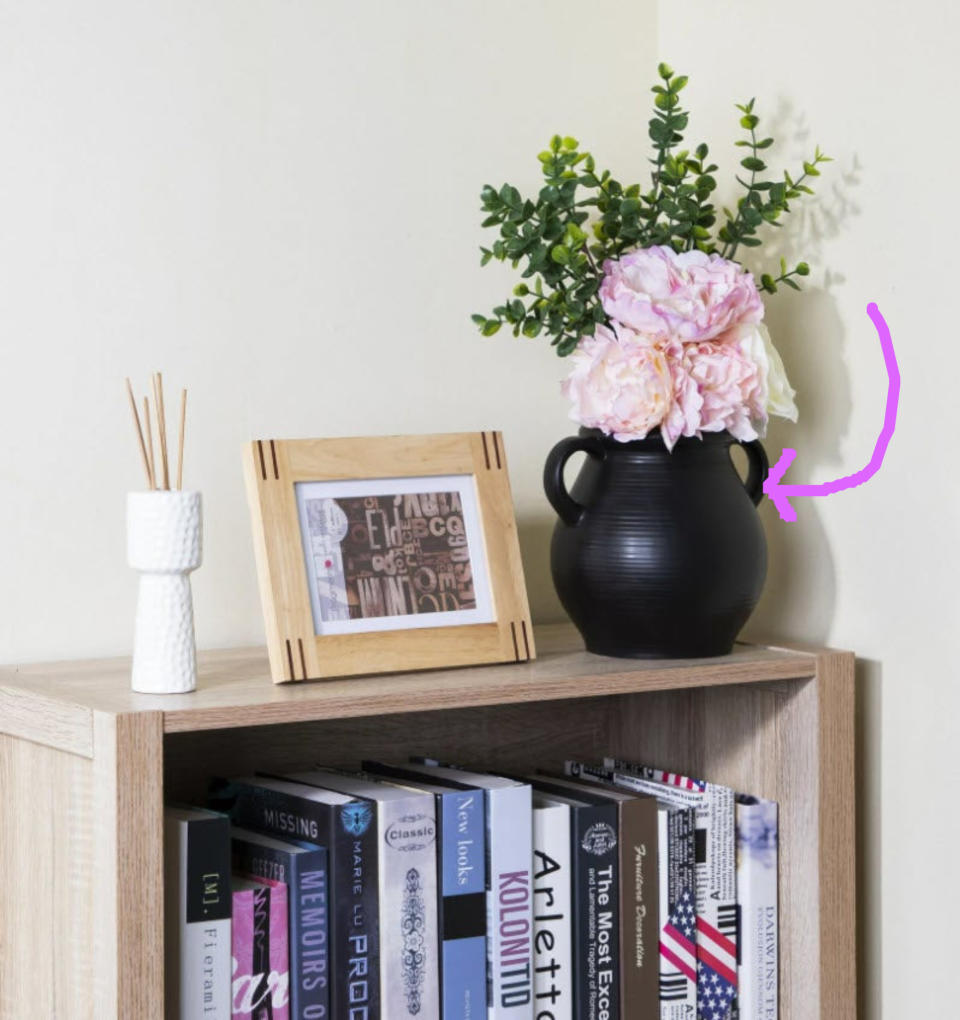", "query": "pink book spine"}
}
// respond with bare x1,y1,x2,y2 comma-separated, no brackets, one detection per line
231,882,290,1019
